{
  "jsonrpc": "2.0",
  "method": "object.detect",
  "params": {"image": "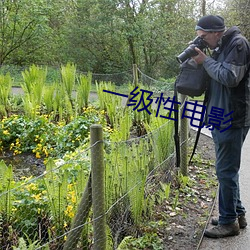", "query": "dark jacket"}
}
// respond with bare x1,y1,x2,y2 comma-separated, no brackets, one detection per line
203,26,250,129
